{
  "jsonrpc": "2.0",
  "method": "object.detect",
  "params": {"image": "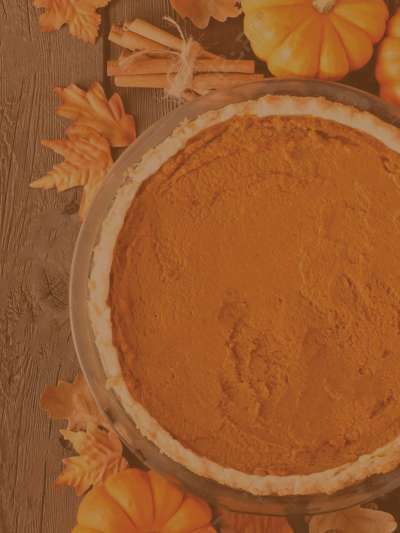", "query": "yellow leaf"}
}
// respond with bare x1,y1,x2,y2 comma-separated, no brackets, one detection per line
41,127,112,169
78,166,107,220
40,373,110,430
170,0,241,29
218,507,293,533
55,82,136,147
33,0,111,44
31,126,113,220
57,424,128,496
309,505,397,533
31,164,108,221
31,160,90,192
